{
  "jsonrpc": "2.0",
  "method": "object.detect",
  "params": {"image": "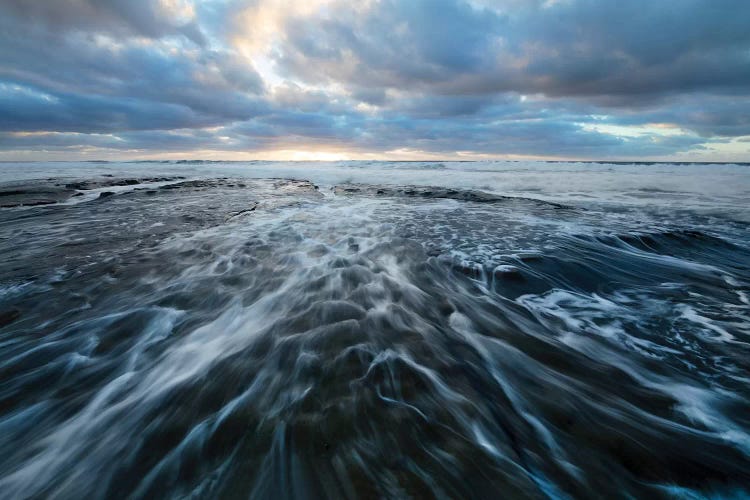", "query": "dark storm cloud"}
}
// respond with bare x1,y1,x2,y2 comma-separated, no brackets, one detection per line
0,0,206,45
0,83,218,133
0,8,266,133
0,0,748,159
275,0,750,99
275,0,503,90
